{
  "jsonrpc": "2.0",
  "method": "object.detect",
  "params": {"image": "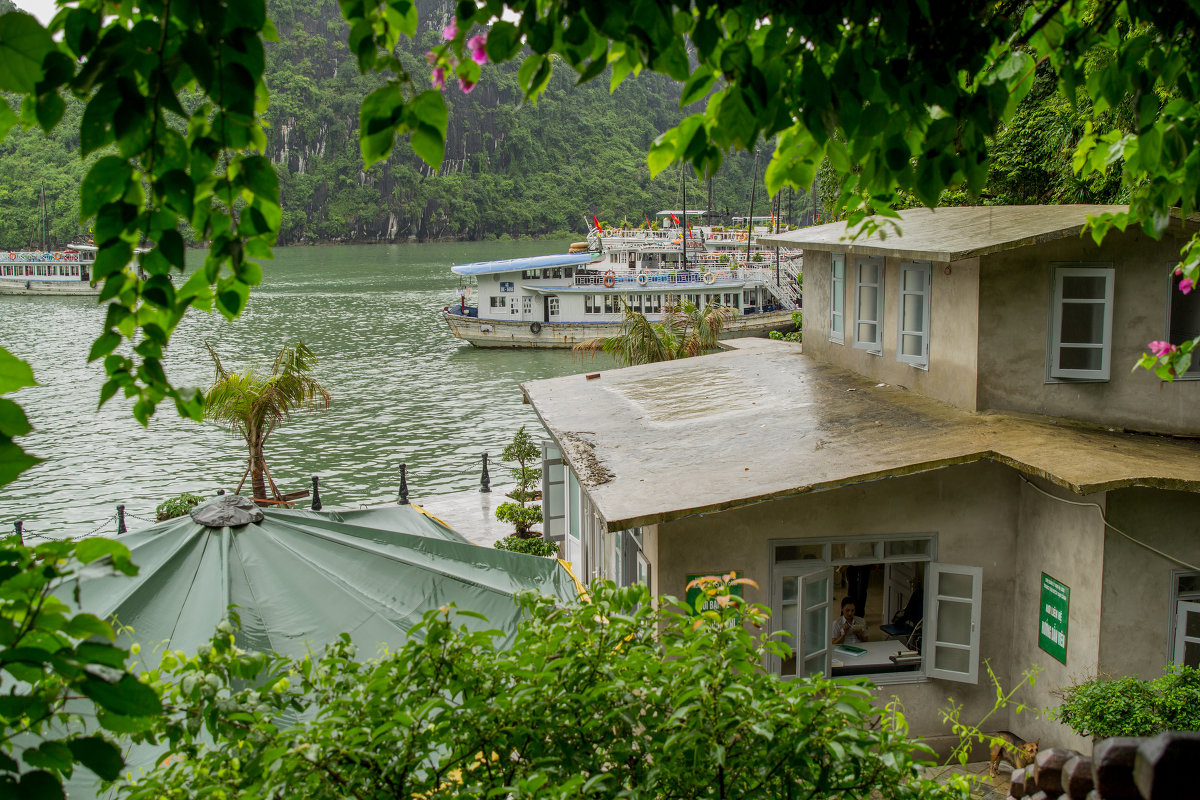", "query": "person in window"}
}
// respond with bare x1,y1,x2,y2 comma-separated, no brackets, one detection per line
832,597,869,645
890,576,924,631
